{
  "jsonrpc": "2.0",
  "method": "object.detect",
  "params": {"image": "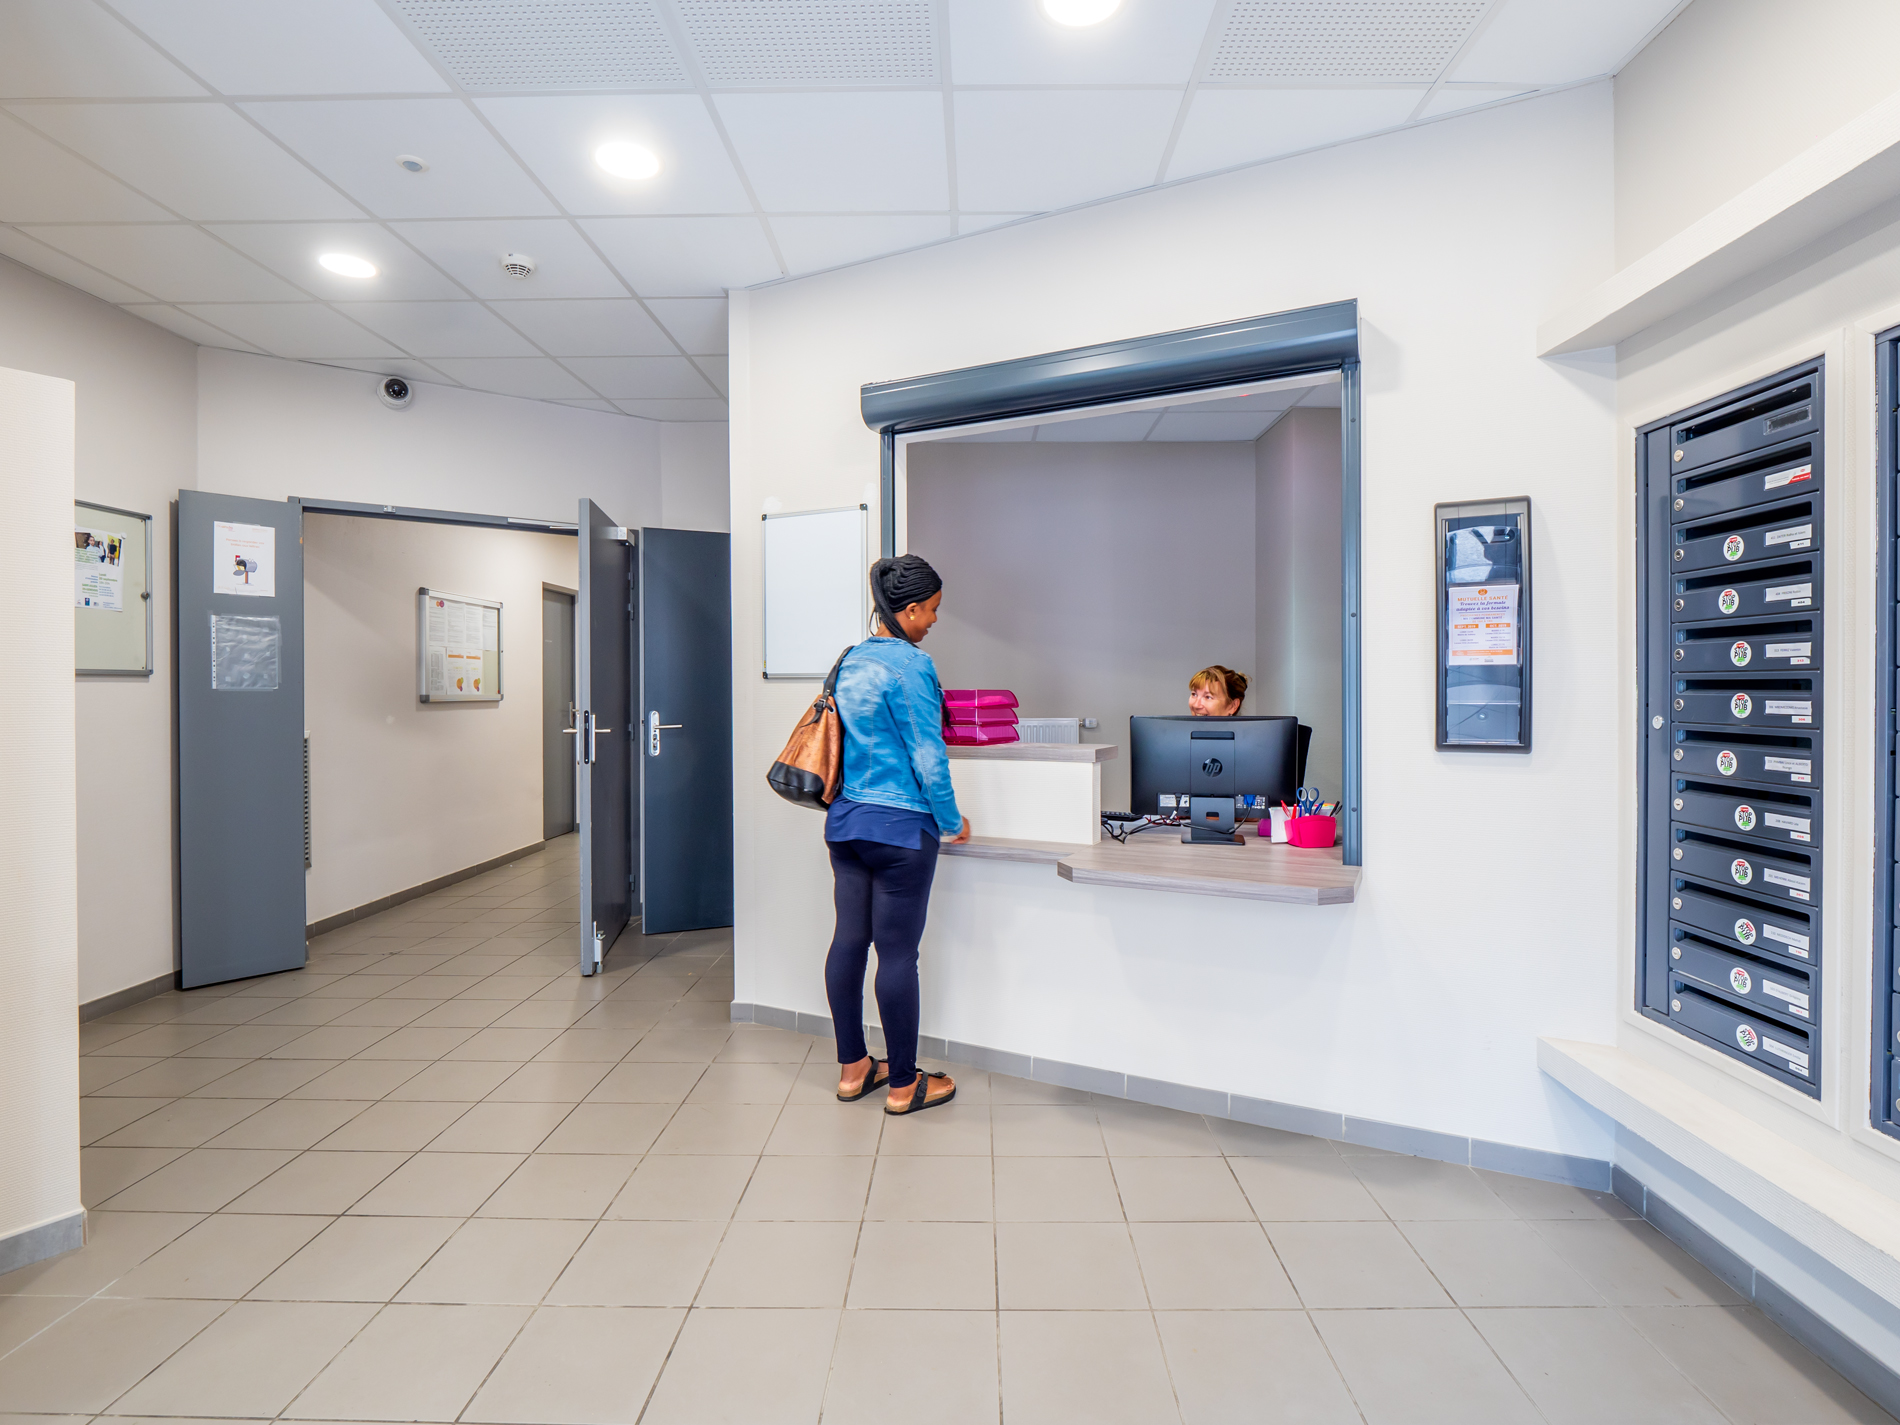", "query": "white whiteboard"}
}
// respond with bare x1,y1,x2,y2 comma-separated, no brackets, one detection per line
763,505,868,679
